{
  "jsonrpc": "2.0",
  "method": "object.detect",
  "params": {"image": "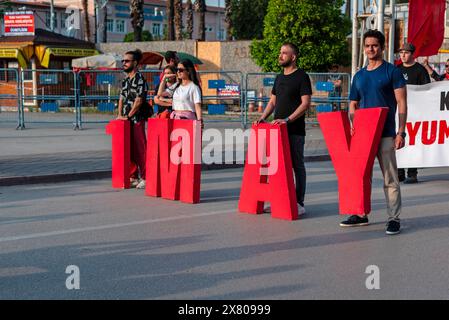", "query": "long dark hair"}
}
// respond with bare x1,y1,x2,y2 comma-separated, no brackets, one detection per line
179,59,201,88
